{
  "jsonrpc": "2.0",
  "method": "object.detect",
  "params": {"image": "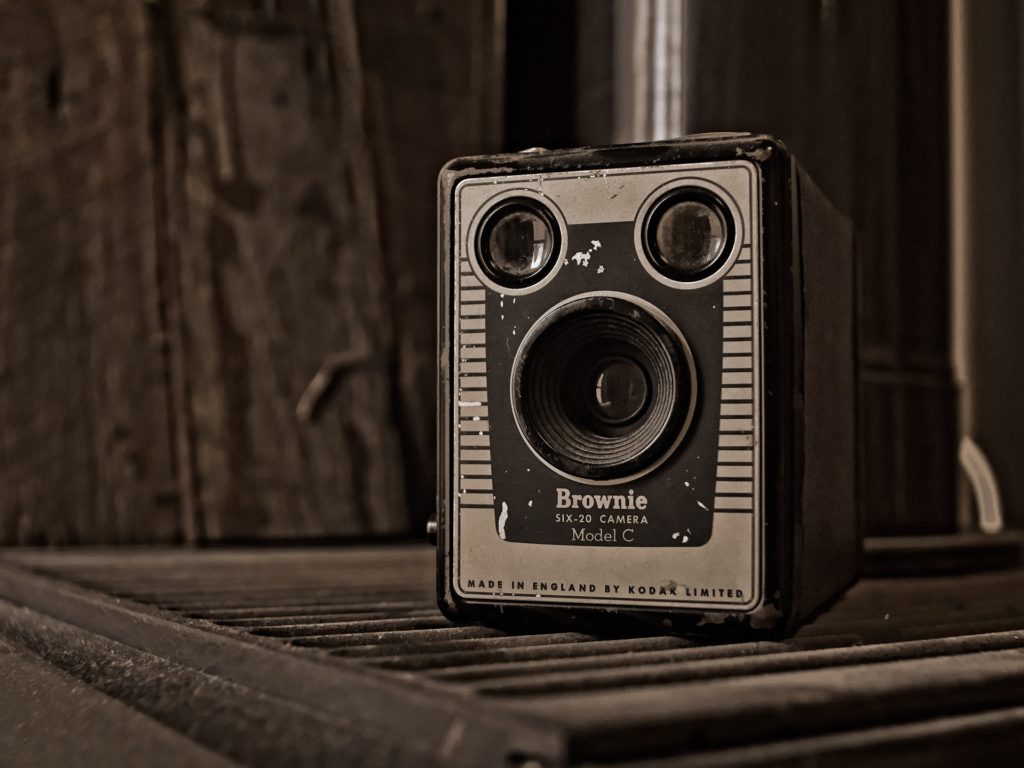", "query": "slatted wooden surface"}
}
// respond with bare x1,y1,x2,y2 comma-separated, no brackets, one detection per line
3,544,1024,766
